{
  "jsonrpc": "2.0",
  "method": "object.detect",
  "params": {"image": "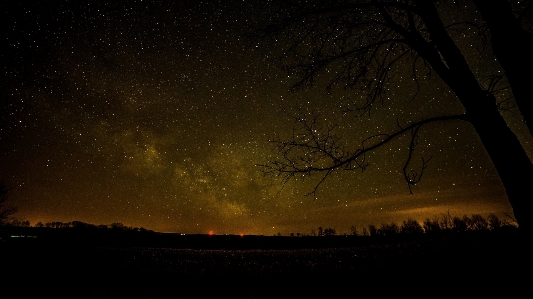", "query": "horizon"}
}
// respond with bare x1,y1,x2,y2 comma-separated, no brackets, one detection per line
9,207,515,236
